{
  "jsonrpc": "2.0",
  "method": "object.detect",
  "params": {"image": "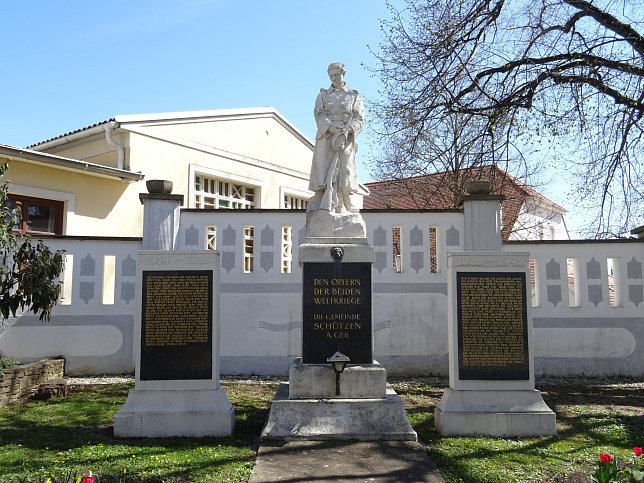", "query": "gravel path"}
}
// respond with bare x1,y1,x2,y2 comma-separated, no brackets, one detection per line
66,375,134,385
65,374,643,389
66,375,285,385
